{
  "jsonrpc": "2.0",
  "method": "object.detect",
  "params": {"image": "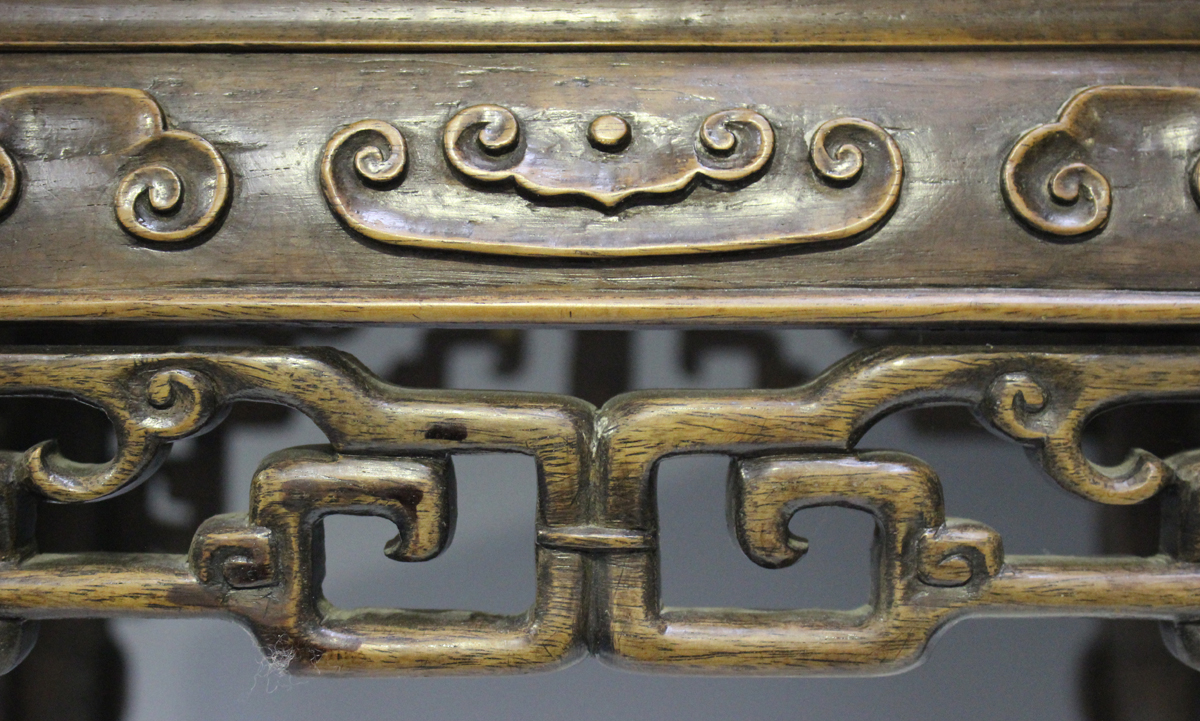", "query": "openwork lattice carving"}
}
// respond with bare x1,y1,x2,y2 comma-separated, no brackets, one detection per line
0,346,1199,675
